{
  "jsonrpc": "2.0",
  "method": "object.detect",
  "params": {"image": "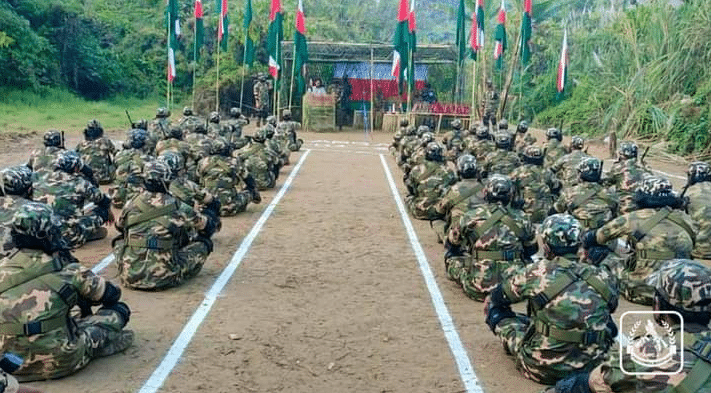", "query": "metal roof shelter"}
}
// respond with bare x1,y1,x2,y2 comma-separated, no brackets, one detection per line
281,41,457,64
